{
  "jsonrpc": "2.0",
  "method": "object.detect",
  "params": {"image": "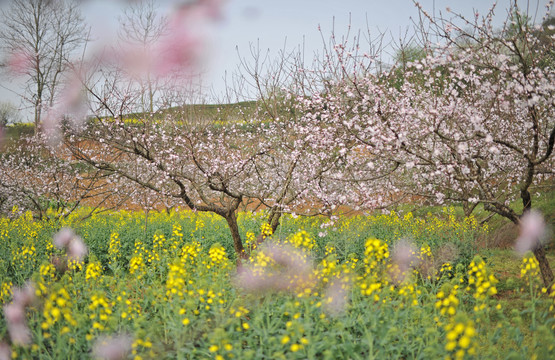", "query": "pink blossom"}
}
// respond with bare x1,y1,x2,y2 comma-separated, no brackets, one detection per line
149,0,222,77
42,71,88,143
515,210,548,255
390,240,418,284
92,334,133,360
152,23,200,78
0,342,11,360
68,236,88,261
53,228,88,261
4,303,25,324
236,243,314,293
111,0,222,80
266,243,312,274
12,283,36,308
3,303,31,346
323,276,351,316
6,49,31,75
235,266,273,292
53,228,76,249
